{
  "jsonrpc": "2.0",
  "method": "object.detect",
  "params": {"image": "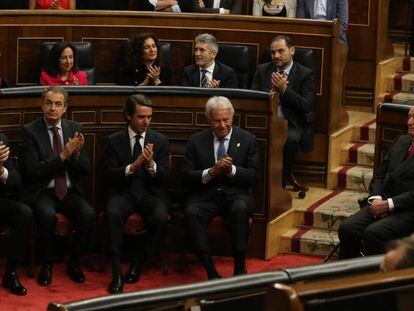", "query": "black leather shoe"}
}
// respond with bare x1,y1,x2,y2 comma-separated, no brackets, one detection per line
207,272,223,280
67,264,85,284
37,264,52,286
124,261,142,284
108,274,124,294
2,272,27,296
